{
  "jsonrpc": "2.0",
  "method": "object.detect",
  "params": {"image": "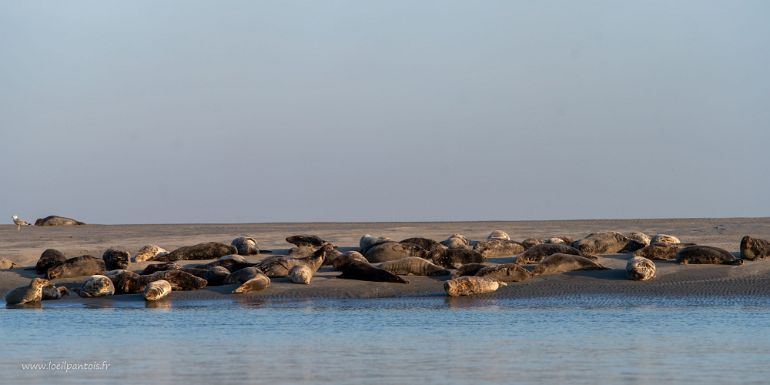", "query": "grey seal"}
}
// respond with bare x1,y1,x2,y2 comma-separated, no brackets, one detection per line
676,245,743,265
133,245,168,262
400,237,442,251
431,248,484,269
42,284,69,300
75,275,115,298
359,234,394,255
532,253,608,275
47,255,106,279
151,242,237,261
337,260,408,283
740,236,770,261
256,244,330,278
651,234,681,245
572,232,631,255
143,280,172,301
233,274,271,293
231,237,259,255
473,239,525,258
515,243,583,264
364,241,428,263
376,257,450,276
441,234,470,249
487,230,511,241
35,249,67,274
521,238,543,249
34,215,85,226
102,248,130,270
332,251,369,271
289,265,313,284
633,242,695,261
475,263,532,282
